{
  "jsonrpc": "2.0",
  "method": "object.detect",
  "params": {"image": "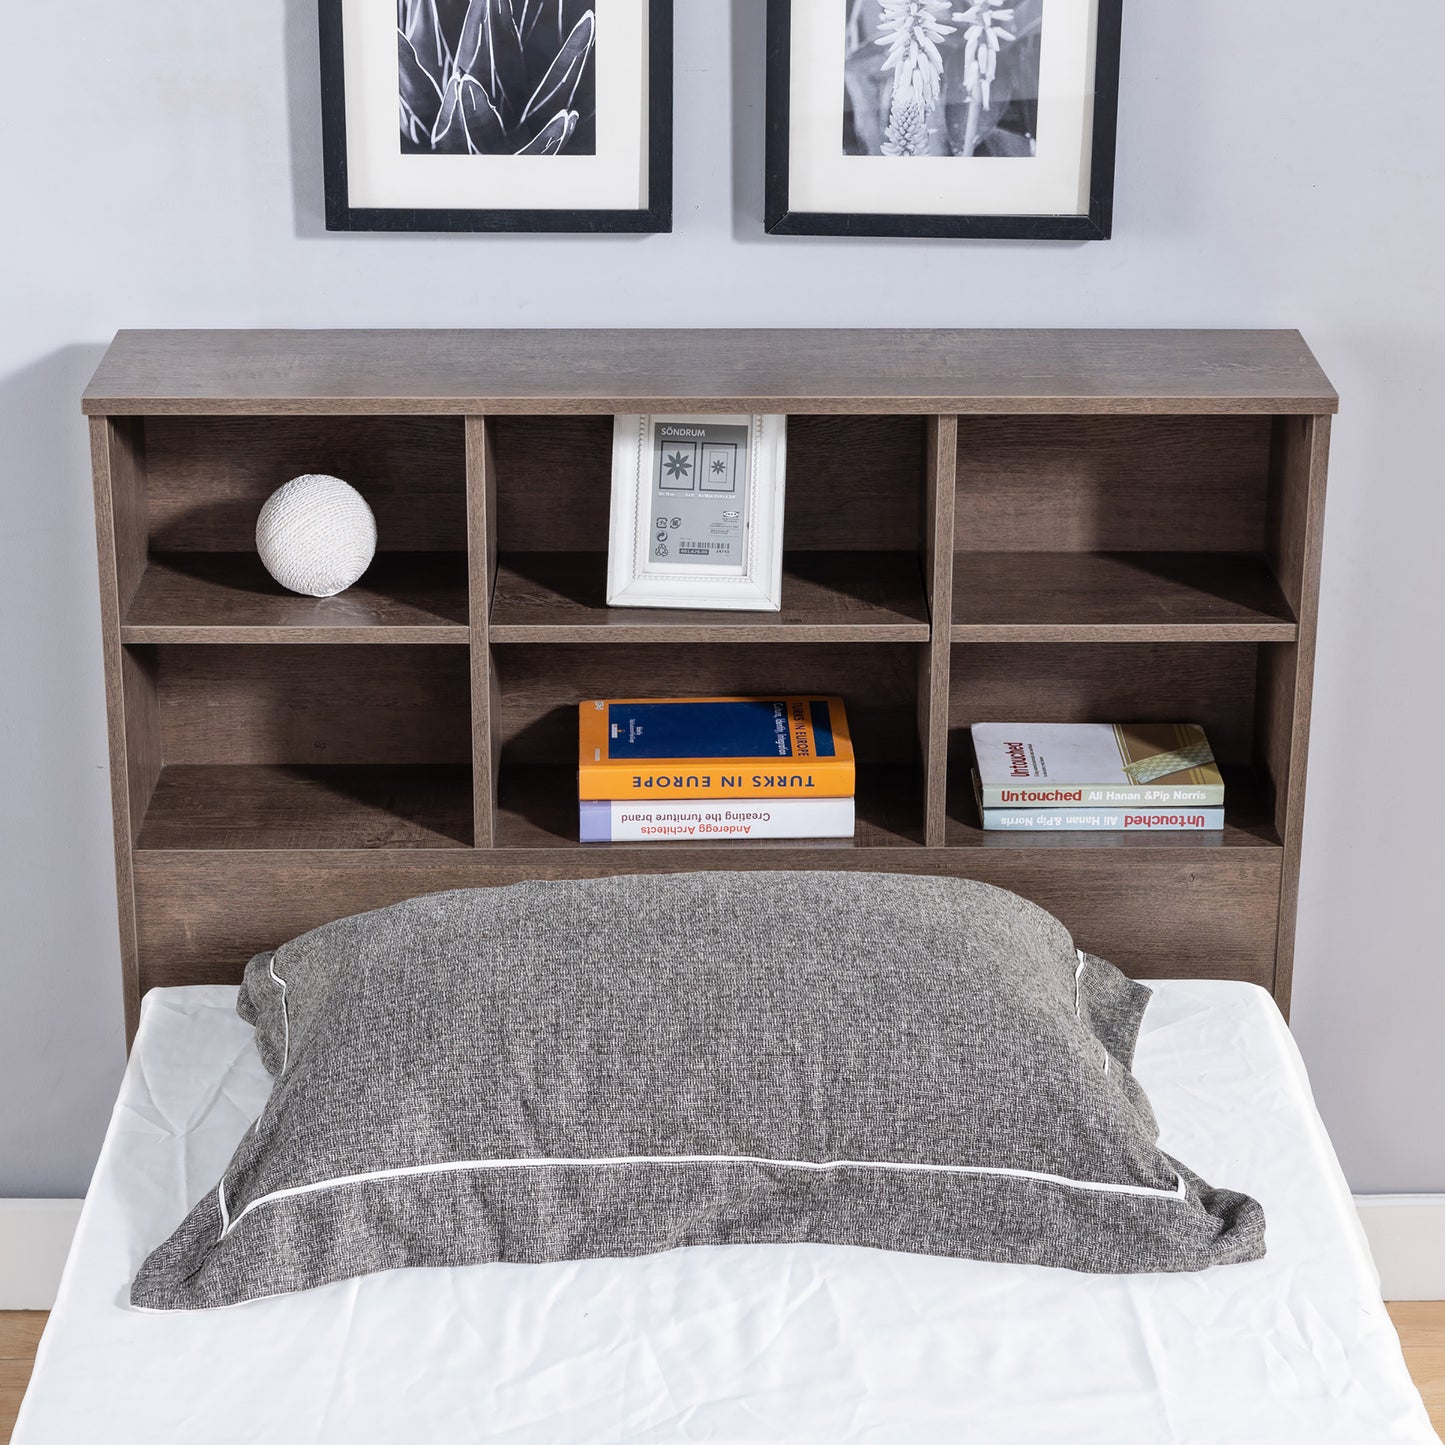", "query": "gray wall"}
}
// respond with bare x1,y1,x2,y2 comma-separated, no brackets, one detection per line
1,1,1440,1196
